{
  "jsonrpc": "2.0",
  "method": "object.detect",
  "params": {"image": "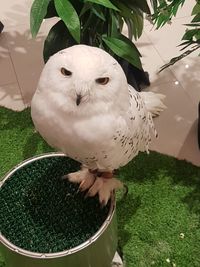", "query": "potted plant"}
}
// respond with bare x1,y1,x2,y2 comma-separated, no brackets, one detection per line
30,0,152,91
